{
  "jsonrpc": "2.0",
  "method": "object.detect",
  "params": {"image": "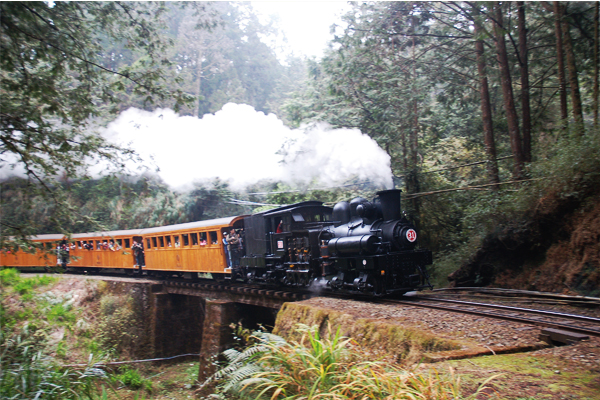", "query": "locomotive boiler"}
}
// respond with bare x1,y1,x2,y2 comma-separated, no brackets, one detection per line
236,189,432,295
